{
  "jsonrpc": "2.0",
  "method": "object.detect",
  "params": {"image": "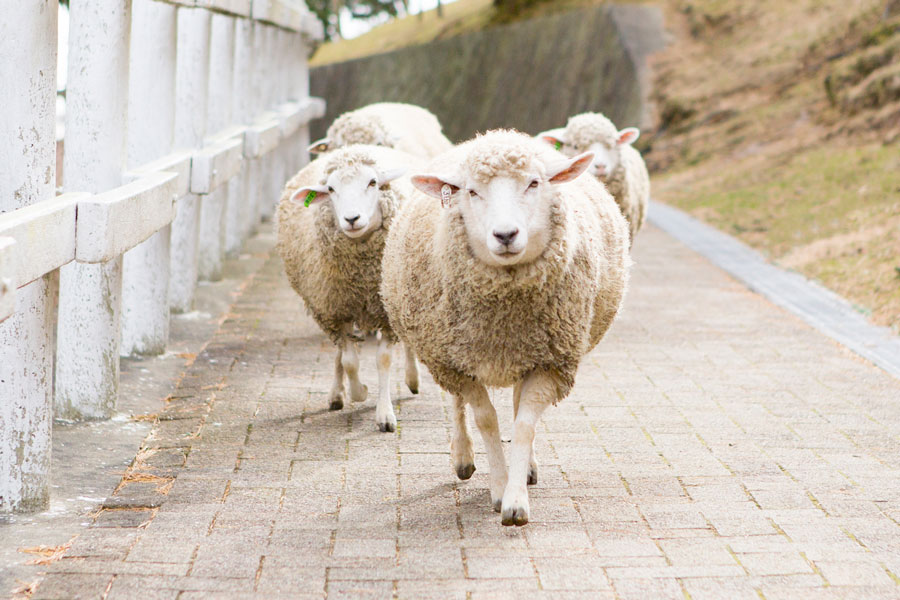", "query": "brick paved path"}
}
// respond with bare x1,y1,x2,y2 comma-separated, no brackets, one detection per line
30,225,900,599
